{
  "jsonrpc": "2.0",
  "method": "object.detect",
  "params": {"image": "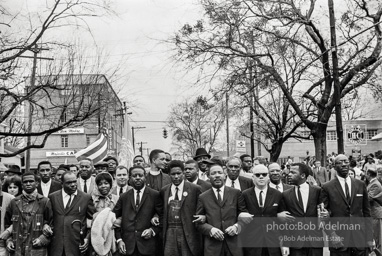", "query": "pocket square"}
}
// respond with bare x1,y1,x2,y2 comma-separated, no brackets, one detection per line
356,194,363,197
273,203,278,206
